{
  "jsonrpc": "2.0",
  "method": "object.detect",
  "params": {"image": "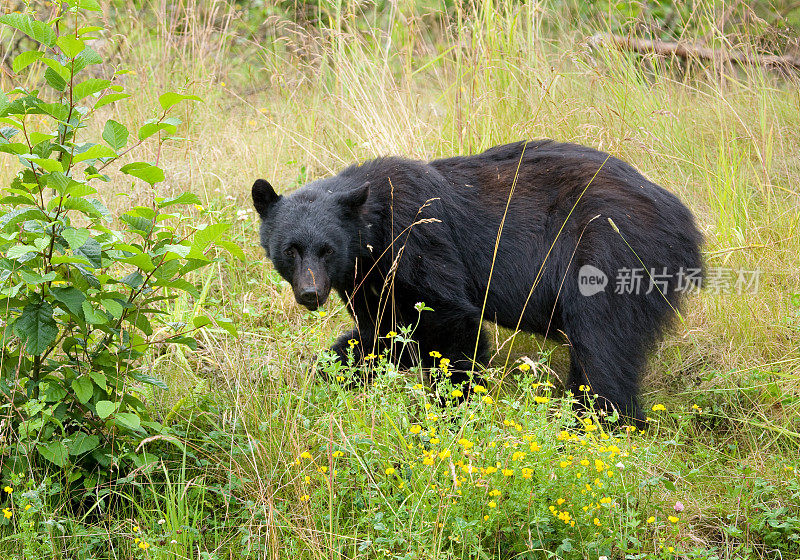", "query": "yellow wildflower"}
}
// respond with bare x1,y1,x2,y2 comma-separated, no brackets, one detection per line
521,468,533,479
